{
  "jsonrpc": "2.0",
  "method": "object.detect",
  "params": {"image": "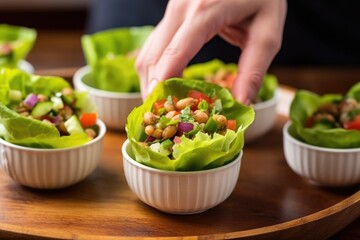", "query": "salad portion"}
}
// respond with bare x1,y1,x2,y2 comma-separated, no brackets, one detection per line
81,26,153,92
183,59,278,103
289,82,360,148
0,24,37,67
0,68,98,148
141,90,237,158
126,78,255,171
306,97,360,130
